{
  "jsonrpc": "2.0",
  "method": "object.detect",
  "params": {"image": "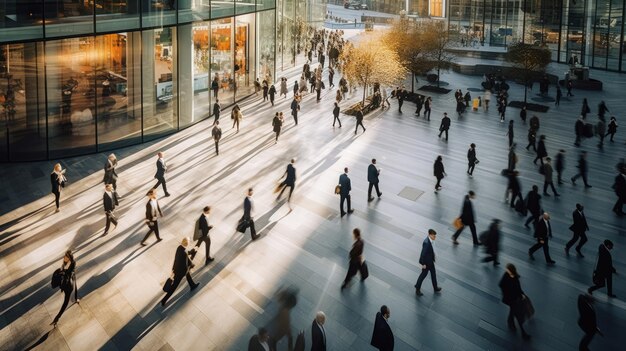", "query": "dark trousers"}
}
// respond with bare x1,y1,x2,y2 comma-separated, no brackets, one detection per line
438,129,448,140
213,113,220,125
598,134,605,147
468,162,476,175
525,213,540,227
571,171,589,186
557,169,563,184
153,177,168,194
606,131,616,142
53,190,60,209
245,217,257,238
398,100,403,112
526,141,536,151
275,130,281,141
194,236,211,260
589,275,613,295
508,135,514,147
579,331,596,351
104,212,118,233
278,183,295,201
214,140,219,155
613,197,625,213
566,231,588,251
143,221,162,242
453,223,478,244
415,264,438,290
507,303,527,333
509,190,523,207
333,115,341,127
292,111,298,125
543,181,558,195
343,259,363,285
340,194,351,215
316,89,321,101
161,273,195,305
435,176,443,189
368,182,381,199
355,120,365,134
529,239,552,261
533,155,544,165
53,283,78,323
424,108,431,120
